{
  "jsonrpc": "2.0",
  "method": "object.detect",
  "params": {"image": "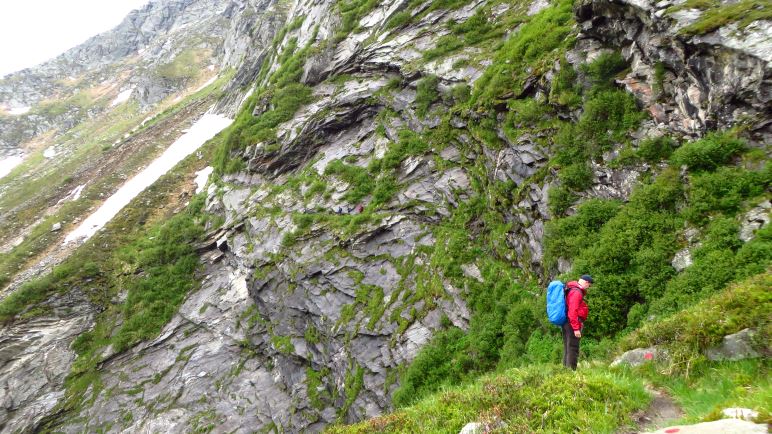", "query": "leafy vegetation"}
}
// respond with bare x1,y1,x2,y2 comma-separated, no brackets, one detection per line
414,75,439,117
668,0,772,35
214,25,317,173
330,365,649,433
546,133,770,337
620,272,771,370
471,0,575,105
